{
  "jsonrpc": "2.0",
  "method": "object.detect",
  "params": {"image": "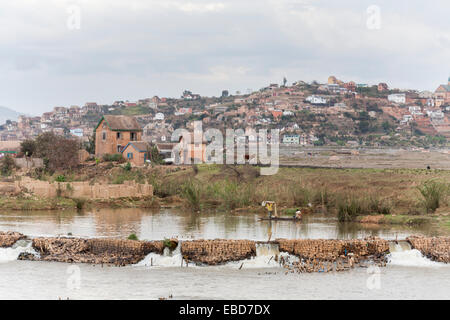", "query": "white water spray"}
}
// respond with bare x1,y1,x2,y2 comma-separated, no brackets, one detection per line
0,240,38,263
136,242,183,267
224,243,298,269
387,241,447,267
